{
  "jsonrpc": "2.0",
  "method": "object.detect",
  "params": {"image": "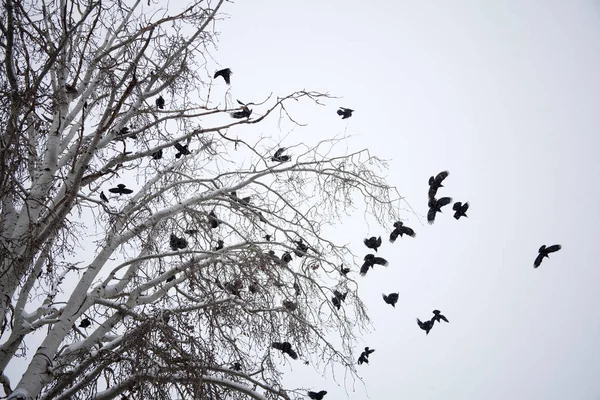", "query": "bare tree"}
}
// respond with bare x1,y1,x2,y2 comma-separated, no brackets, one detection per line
0,0,405,398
